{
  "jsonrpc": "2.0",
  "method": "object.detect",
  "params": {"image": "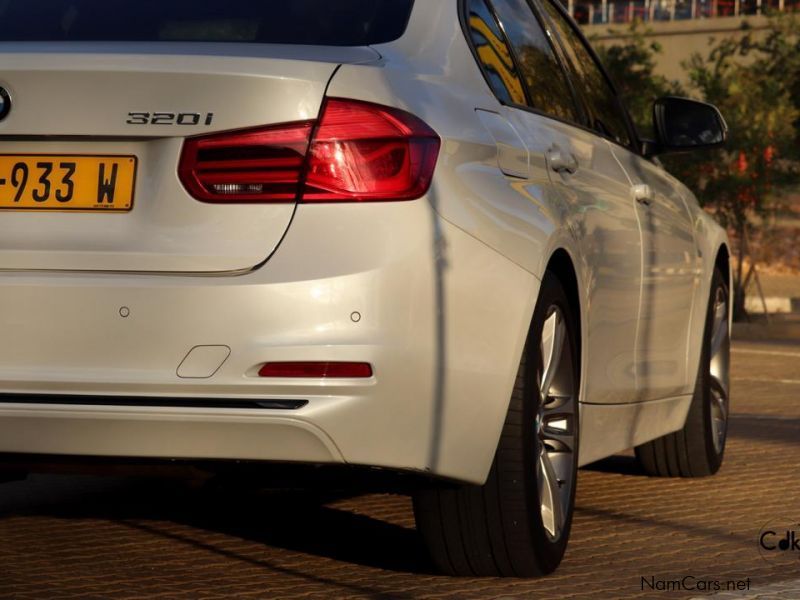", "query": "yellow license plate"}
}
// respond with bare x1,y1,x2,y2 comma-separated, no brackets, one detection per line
0,155,137,212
